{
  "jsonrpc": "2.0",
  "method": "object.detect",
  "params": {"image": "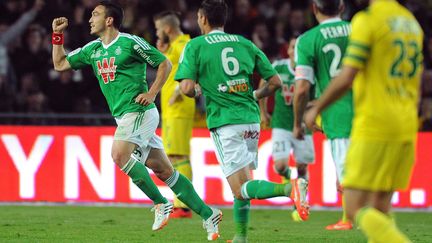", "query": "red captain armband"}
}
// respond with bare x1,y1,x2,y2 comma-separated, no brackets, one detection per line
52,33,64,45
